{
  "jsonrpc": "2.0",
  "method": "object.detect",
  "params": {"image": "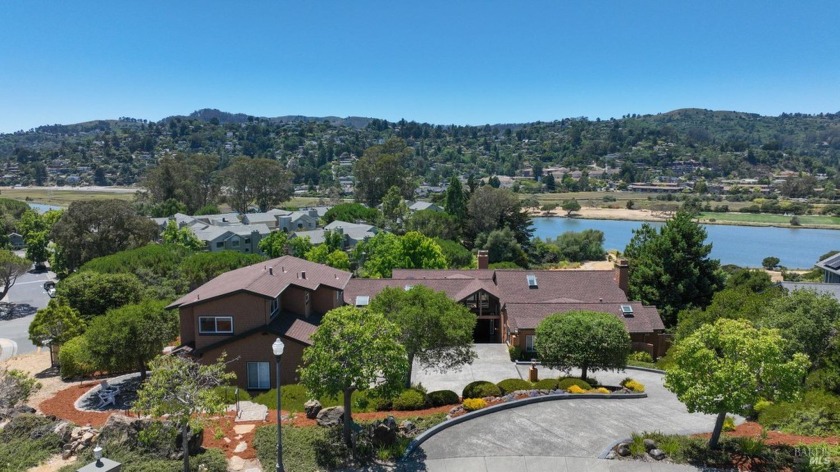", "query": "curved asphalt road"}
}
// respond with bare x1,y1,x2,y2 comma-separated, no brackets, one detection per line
403,346,723,471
